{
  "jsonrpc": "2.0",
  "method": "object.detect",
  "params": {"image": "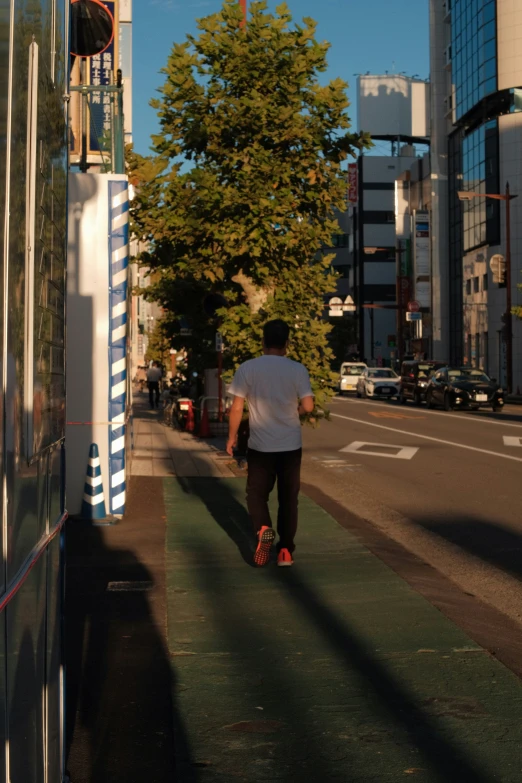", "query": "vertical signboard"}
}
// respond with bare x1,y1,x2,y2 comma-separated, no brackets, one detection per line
413,211,431,308
88,0,118,155
396,238,412,307
347,163,358,206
